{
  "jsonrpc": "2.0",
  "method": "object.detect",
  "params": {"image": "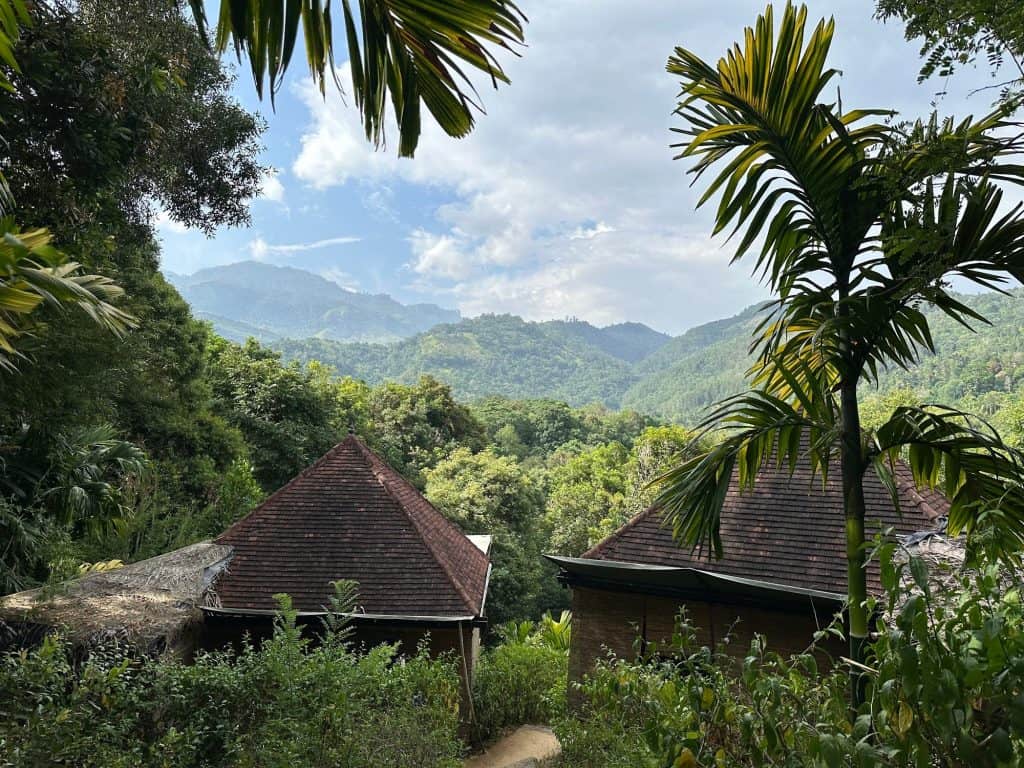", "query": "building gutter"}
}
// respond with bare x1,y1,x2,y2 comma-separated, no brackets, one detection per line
201,606,486,627
546,555,846,615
